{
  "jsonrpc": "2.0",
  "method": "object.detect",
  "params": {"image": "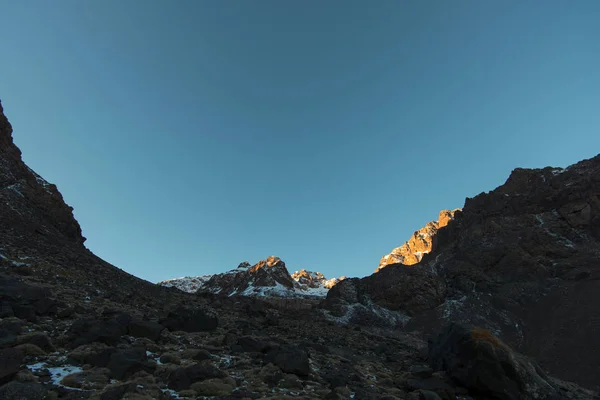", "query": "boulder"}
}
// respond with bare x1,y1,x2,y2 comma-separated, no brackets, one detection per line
0,348,24,384
160,306,218,332
107,347,155,380
127,320,164,341
167,361,226,391
428,324,596,400
16,332,55,352
264,345,310,377
66,314,132,348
